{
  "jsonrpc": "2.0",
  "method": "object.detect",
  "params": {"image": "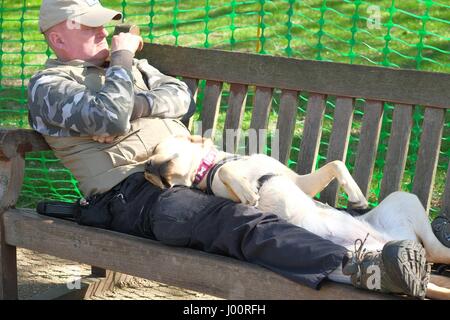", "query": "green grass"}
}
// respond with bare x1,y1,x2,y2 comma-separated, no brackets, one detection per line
0,0,449,215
